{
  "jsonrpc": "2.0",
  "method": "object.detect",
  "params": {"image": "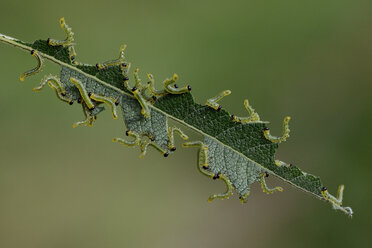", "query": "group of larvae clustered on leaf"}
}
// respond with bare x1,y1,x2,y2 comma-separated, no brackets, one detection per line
14,17,352,217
